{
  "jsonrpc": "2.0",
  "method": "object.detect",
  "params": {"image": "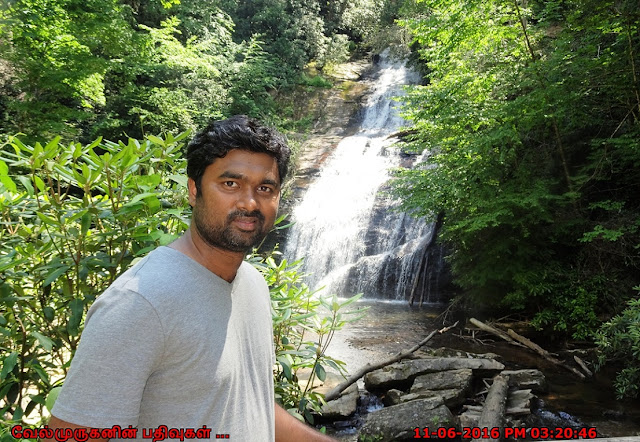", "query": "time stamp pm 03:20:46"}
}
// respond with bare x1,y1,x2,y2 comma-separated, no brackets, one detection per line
413,426,598,439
